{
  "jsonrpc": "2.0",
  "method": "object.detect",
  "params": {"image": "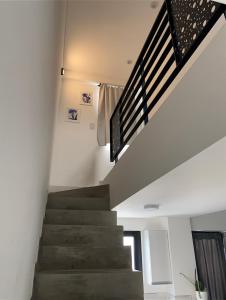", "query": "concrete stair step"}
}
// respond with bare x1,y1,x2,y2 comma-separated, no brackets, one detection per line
48,184,110,199
44,209,116,226
38,268,132,274
47,196,110,211
41,225,123,247
33,271,144,300
38,246,131,271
